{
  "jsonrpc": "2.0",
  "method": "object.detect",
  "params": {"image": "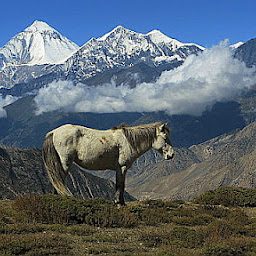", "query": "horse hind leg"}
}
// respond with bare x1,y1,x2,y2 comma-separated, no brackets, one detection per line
115,166,127,206
42,133,73,197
